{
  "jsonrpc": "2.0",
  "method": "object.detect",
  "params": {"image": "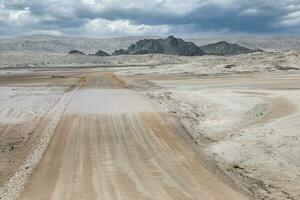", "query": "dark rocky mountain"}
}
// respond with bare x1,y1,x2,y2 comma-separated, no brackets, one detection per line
128,39,164,54
68,50,86,55
111,49,129,56
68,37,263,57
94,50,110,56
127,36,205,56
199,41,262,56
160,36,204,56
